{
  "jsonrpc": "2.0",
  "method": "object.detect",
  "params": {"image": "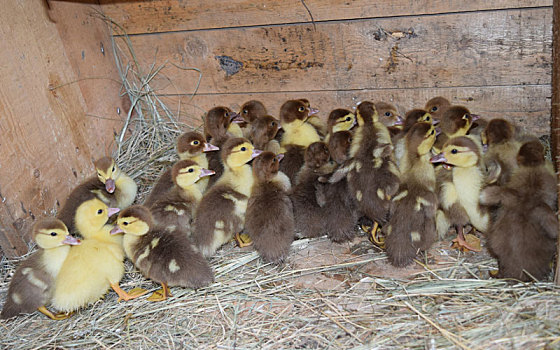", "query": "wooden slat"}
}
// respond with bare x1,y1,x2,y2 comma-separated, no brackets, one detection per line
100,0,552,35
162,85,551,137
552,0,560,285
122,8,552,96
0,1,124,257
